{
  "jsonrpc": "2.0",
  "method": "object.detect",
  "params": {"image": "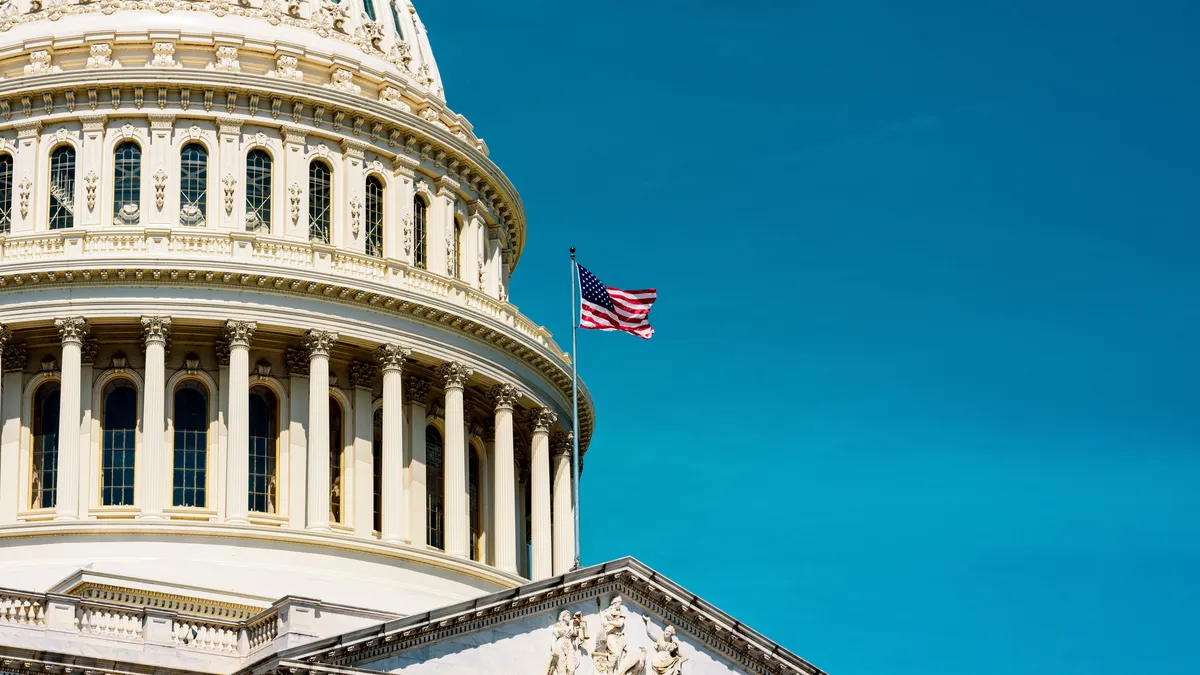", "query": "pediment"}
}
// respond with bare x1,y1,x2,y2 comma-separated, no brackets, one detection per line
248,558,822,675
